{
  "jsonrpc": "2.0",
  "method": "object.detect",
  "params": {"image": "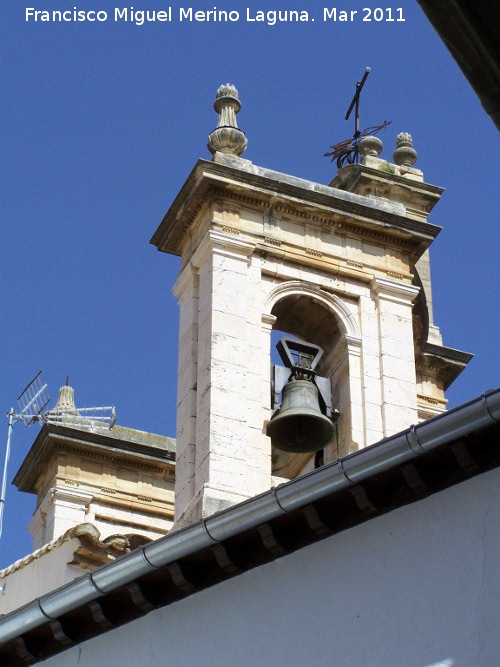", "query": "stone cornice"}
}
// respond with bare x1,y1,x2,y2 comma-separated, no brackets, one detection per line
371,277,420,305
13,426,176,496
417,393,447,408
151,158,441,258
40,486,93,512
191,229,256,271
332,218,418,251
213,188,269,211
261,313,277,328
416,342,474,390
56,444,175,473
422,342,474,366
213,190,423,253
331,163,444,209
